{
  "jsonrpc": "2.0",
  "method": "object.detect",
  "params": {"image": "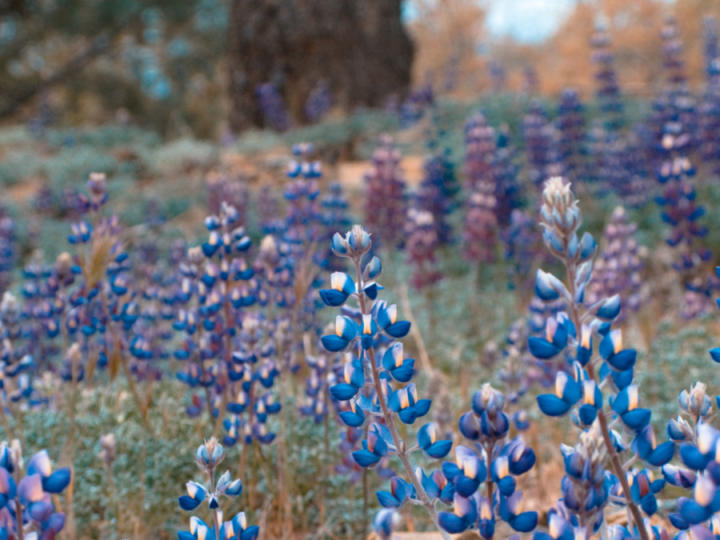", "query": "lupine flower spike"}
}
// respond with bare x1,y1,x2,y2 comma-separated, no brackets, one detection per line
320,225,452,538
178,438,258,540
